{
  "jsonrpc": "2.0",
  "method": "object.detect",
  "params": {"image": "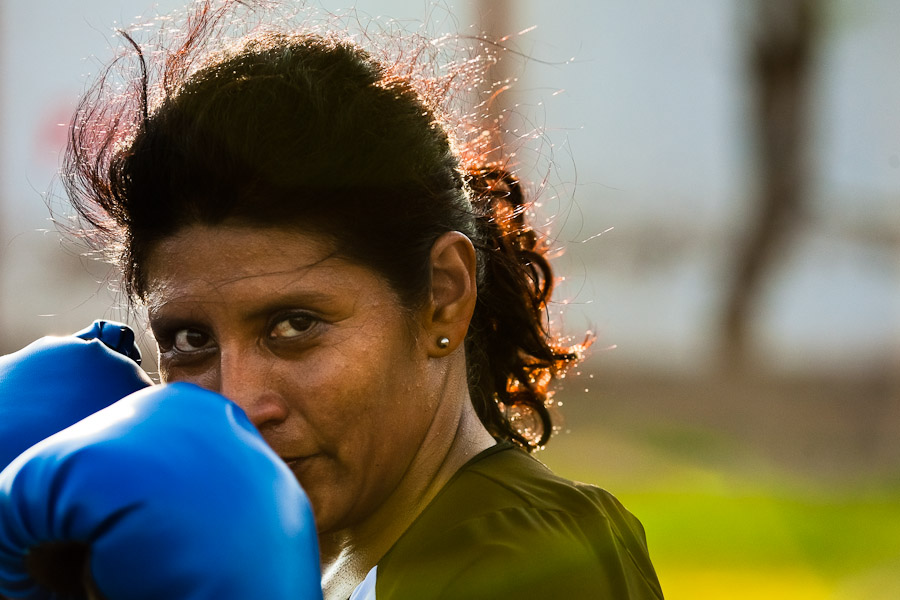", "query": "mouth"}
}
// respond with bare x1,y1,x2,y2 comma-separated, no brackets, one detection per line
280,454,320,473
